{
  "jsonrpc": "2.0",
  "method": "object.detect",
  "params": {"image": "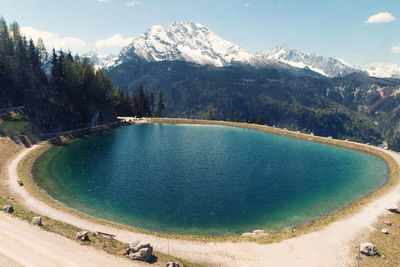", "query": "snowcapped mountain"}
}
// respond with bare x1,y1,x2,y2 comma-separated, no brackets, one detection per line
87,21,399,80
115,21,255,67
255,47,359,77
362,62,400,79
82,50,117,69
